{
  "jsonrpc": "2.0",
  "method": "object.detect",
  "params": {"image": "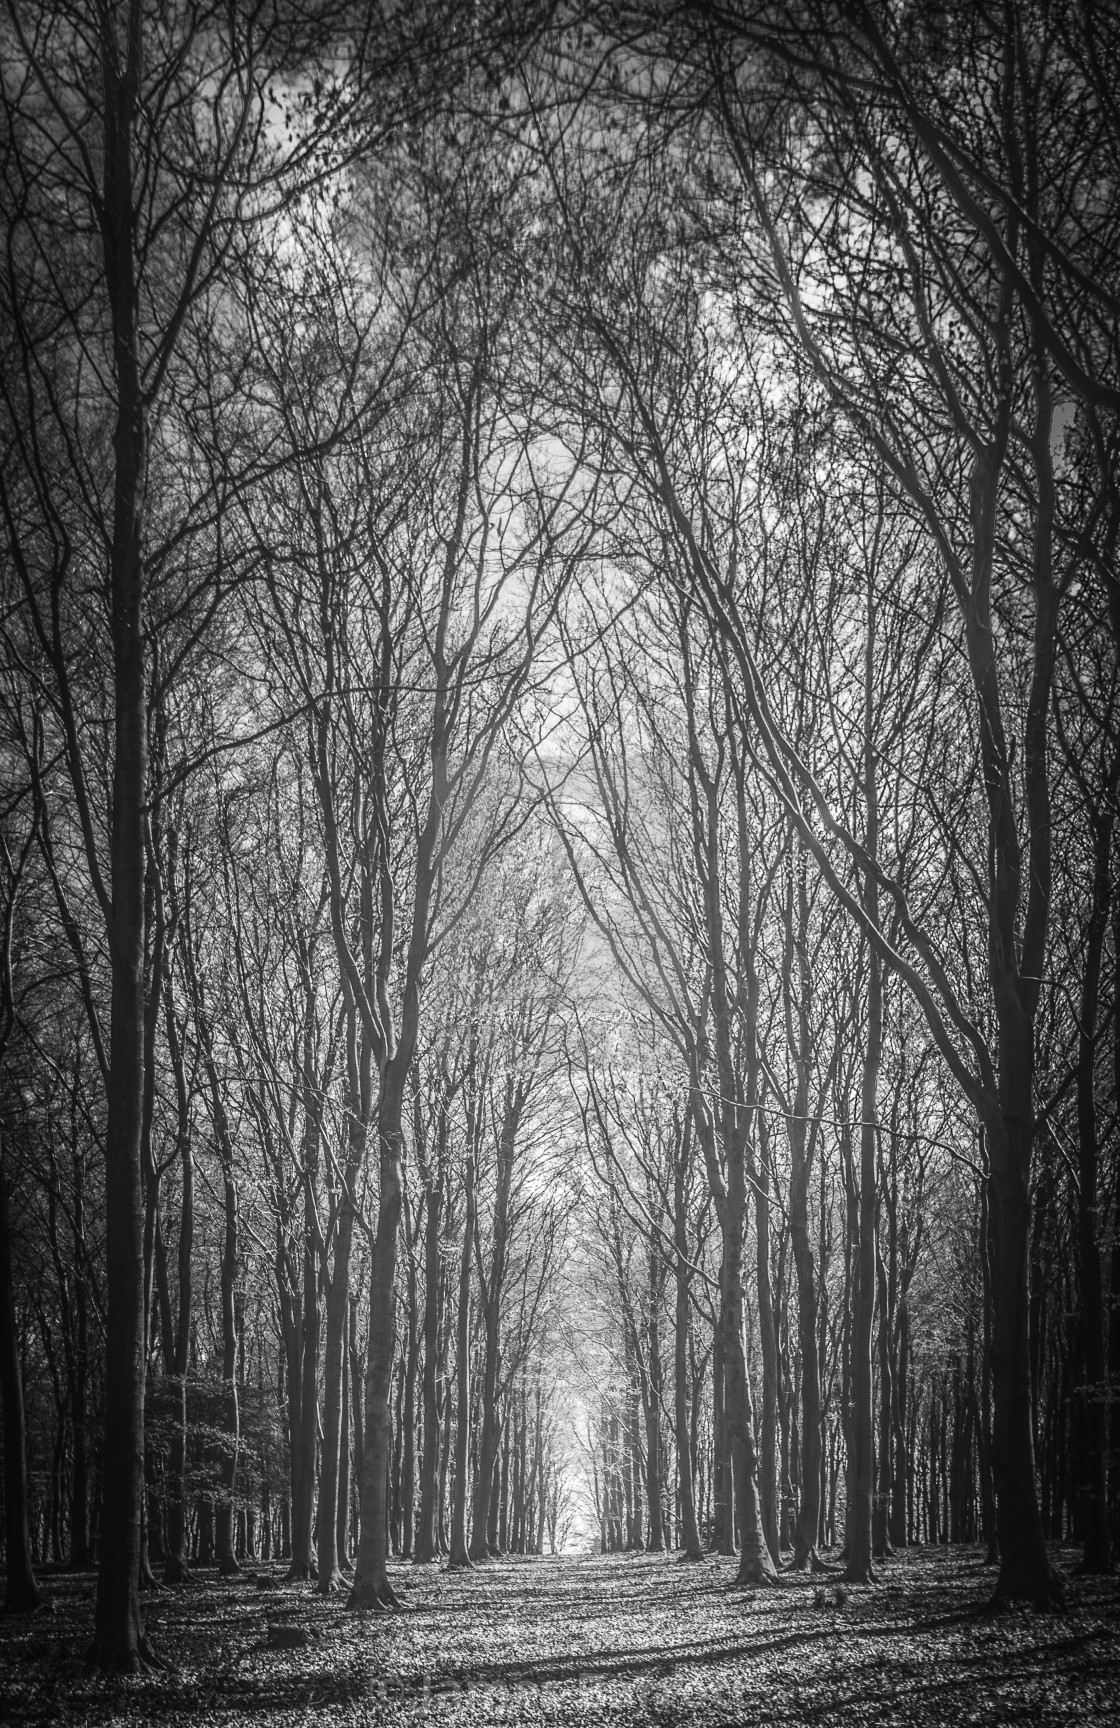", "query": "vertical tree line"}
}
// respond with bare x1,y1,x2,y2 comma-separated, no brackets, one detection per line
0,0,1116,1662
